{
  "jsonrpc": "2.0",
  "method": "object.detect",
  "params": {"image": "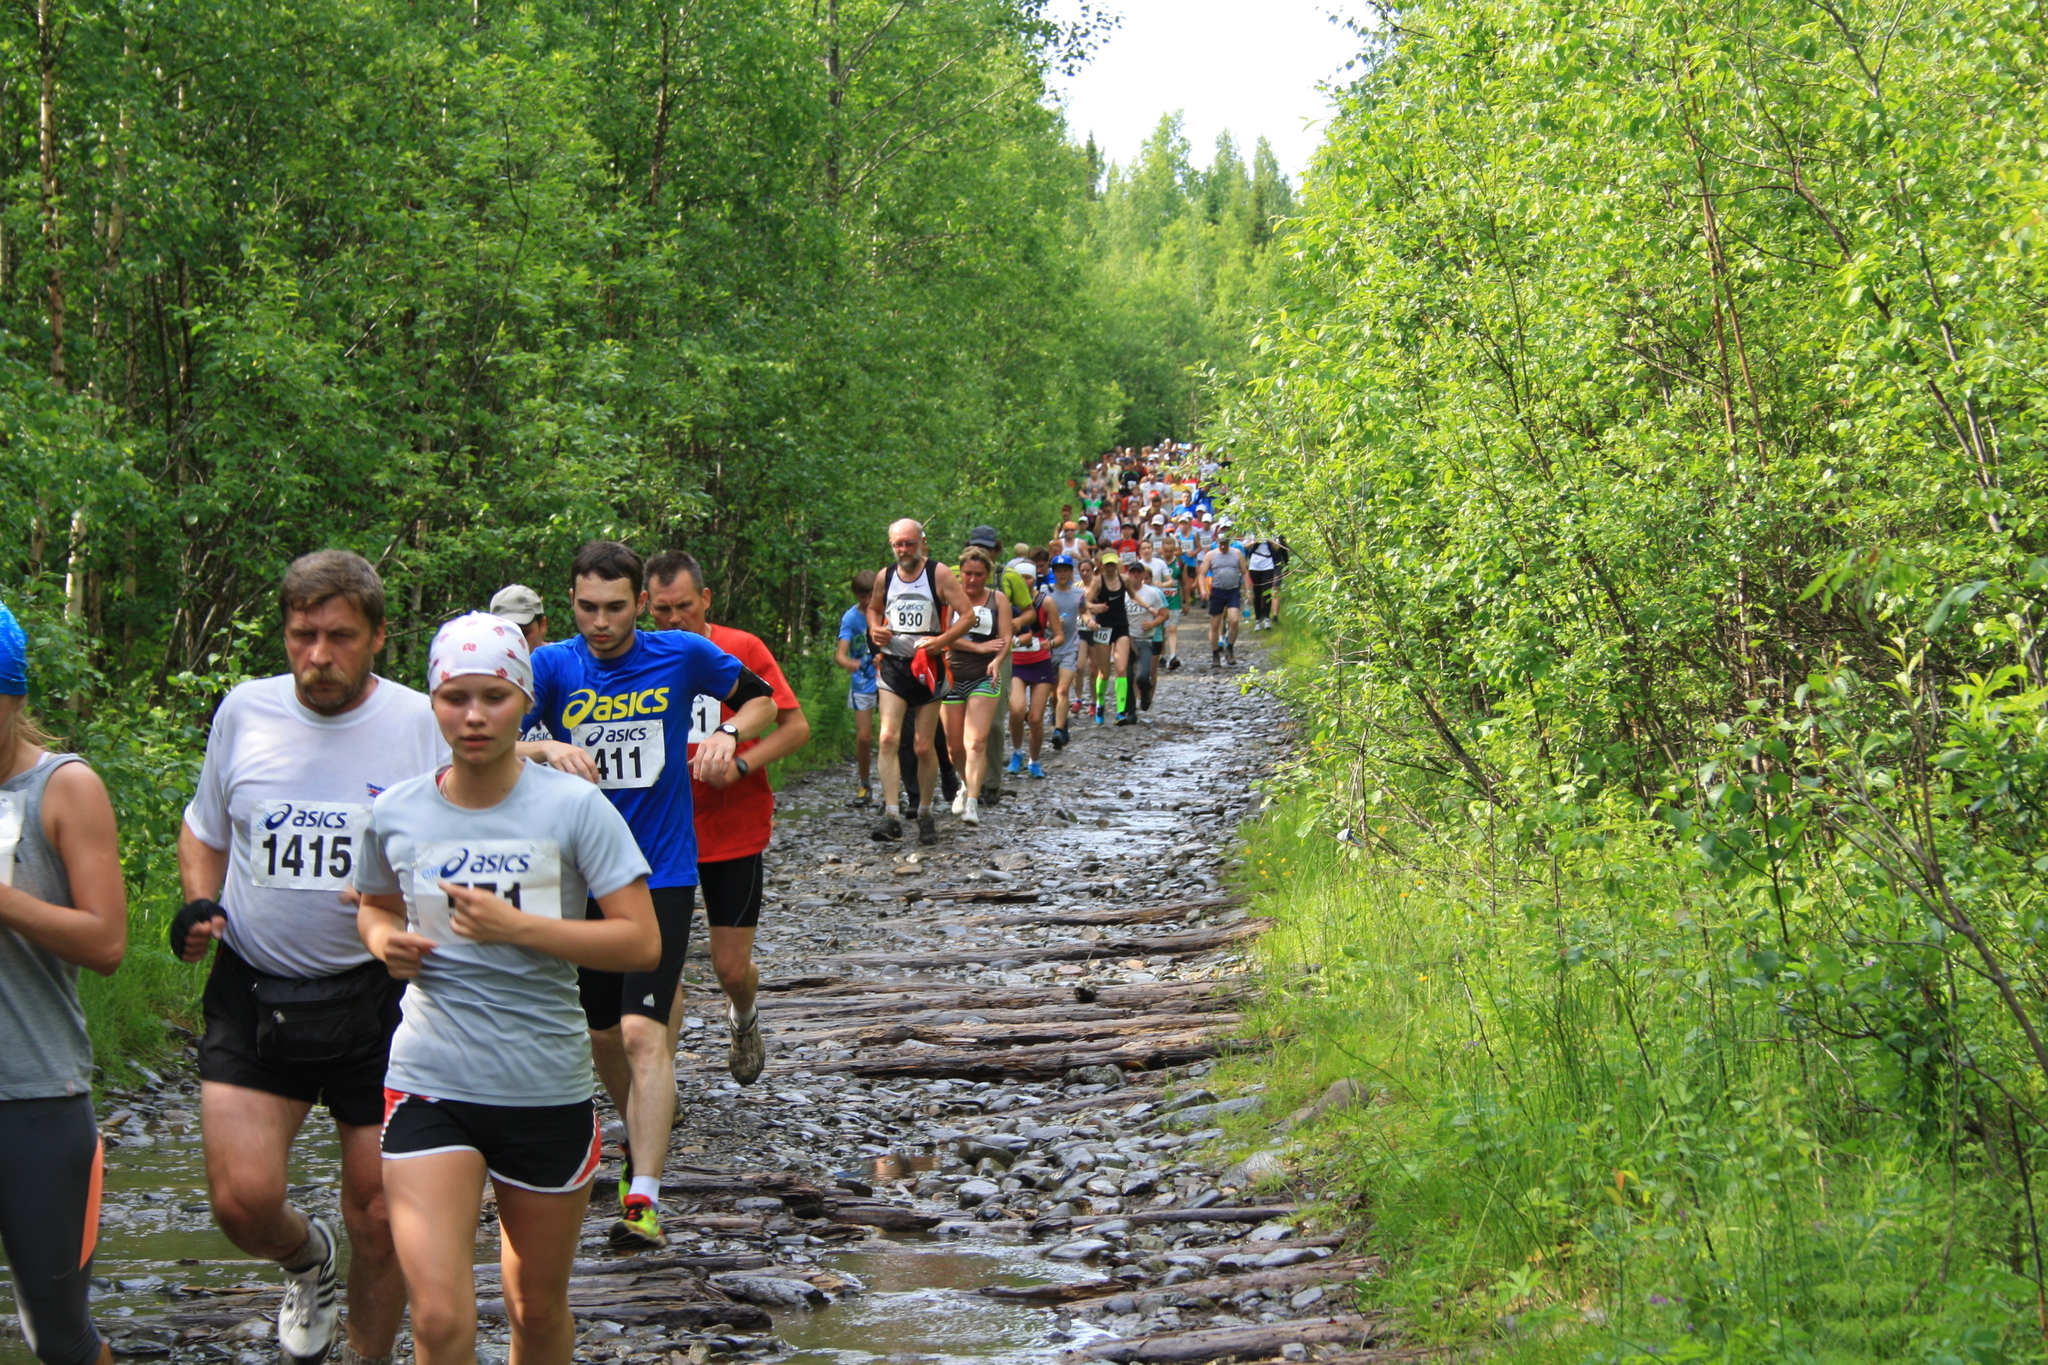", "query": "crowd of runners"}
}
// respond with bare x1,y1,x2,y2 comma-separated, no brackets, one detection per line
0,440,1286,1365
